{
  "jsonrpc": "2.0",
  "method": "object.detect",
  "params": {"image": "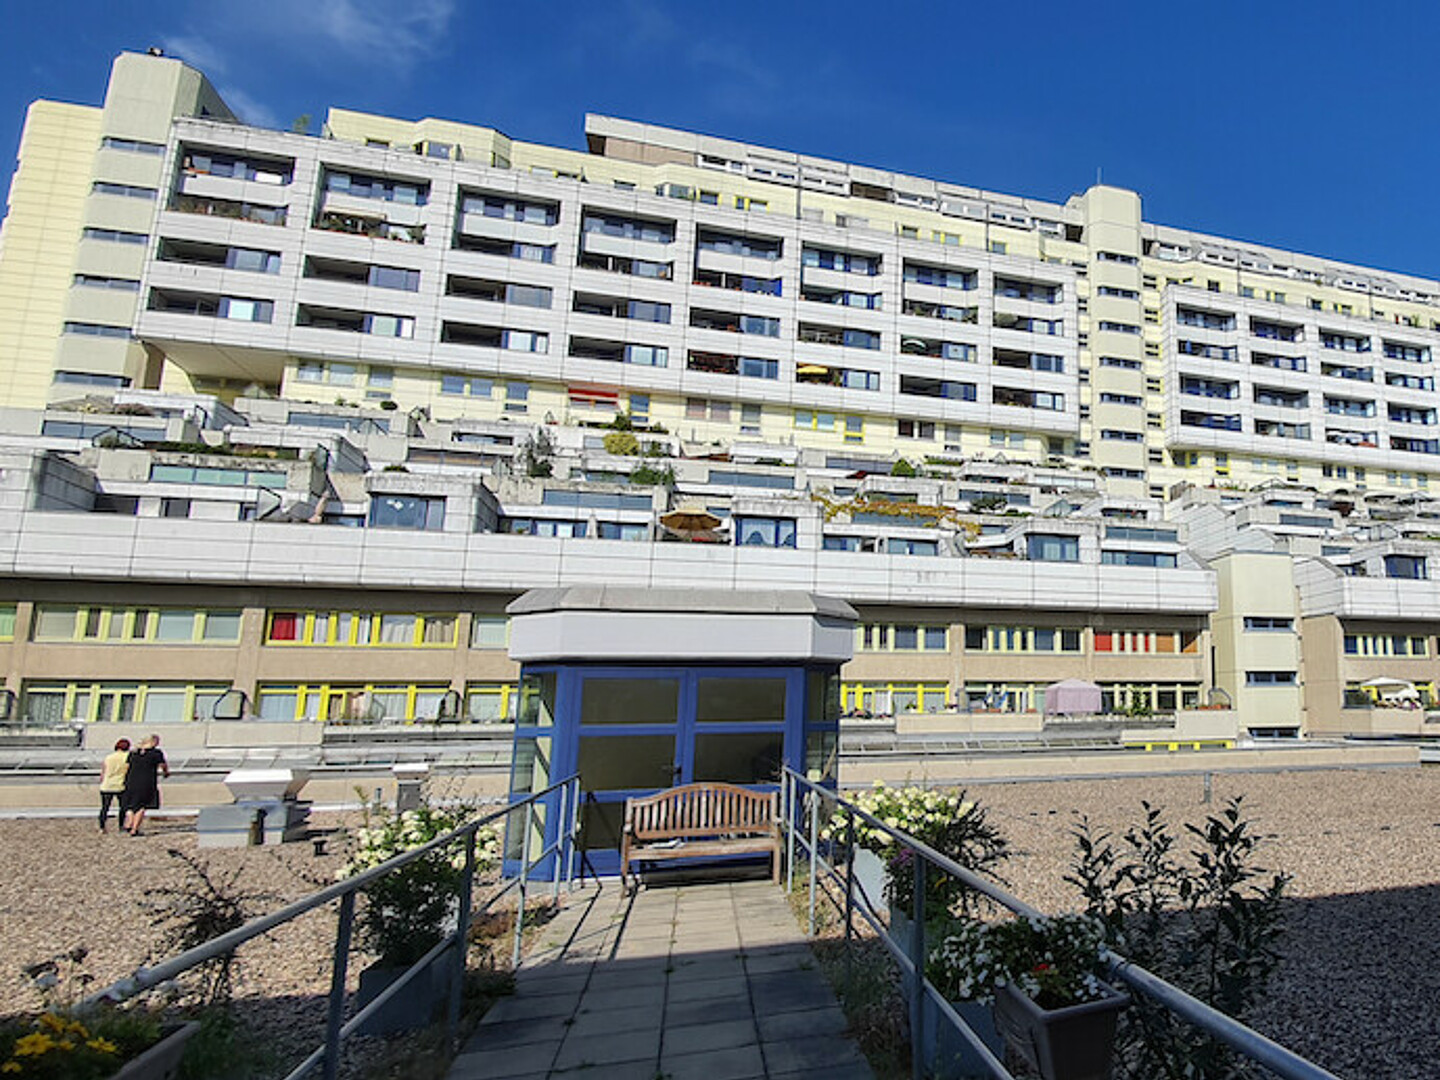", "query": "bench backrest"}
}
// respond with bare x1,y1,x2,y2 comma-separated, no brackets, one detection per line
626,782,777,840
